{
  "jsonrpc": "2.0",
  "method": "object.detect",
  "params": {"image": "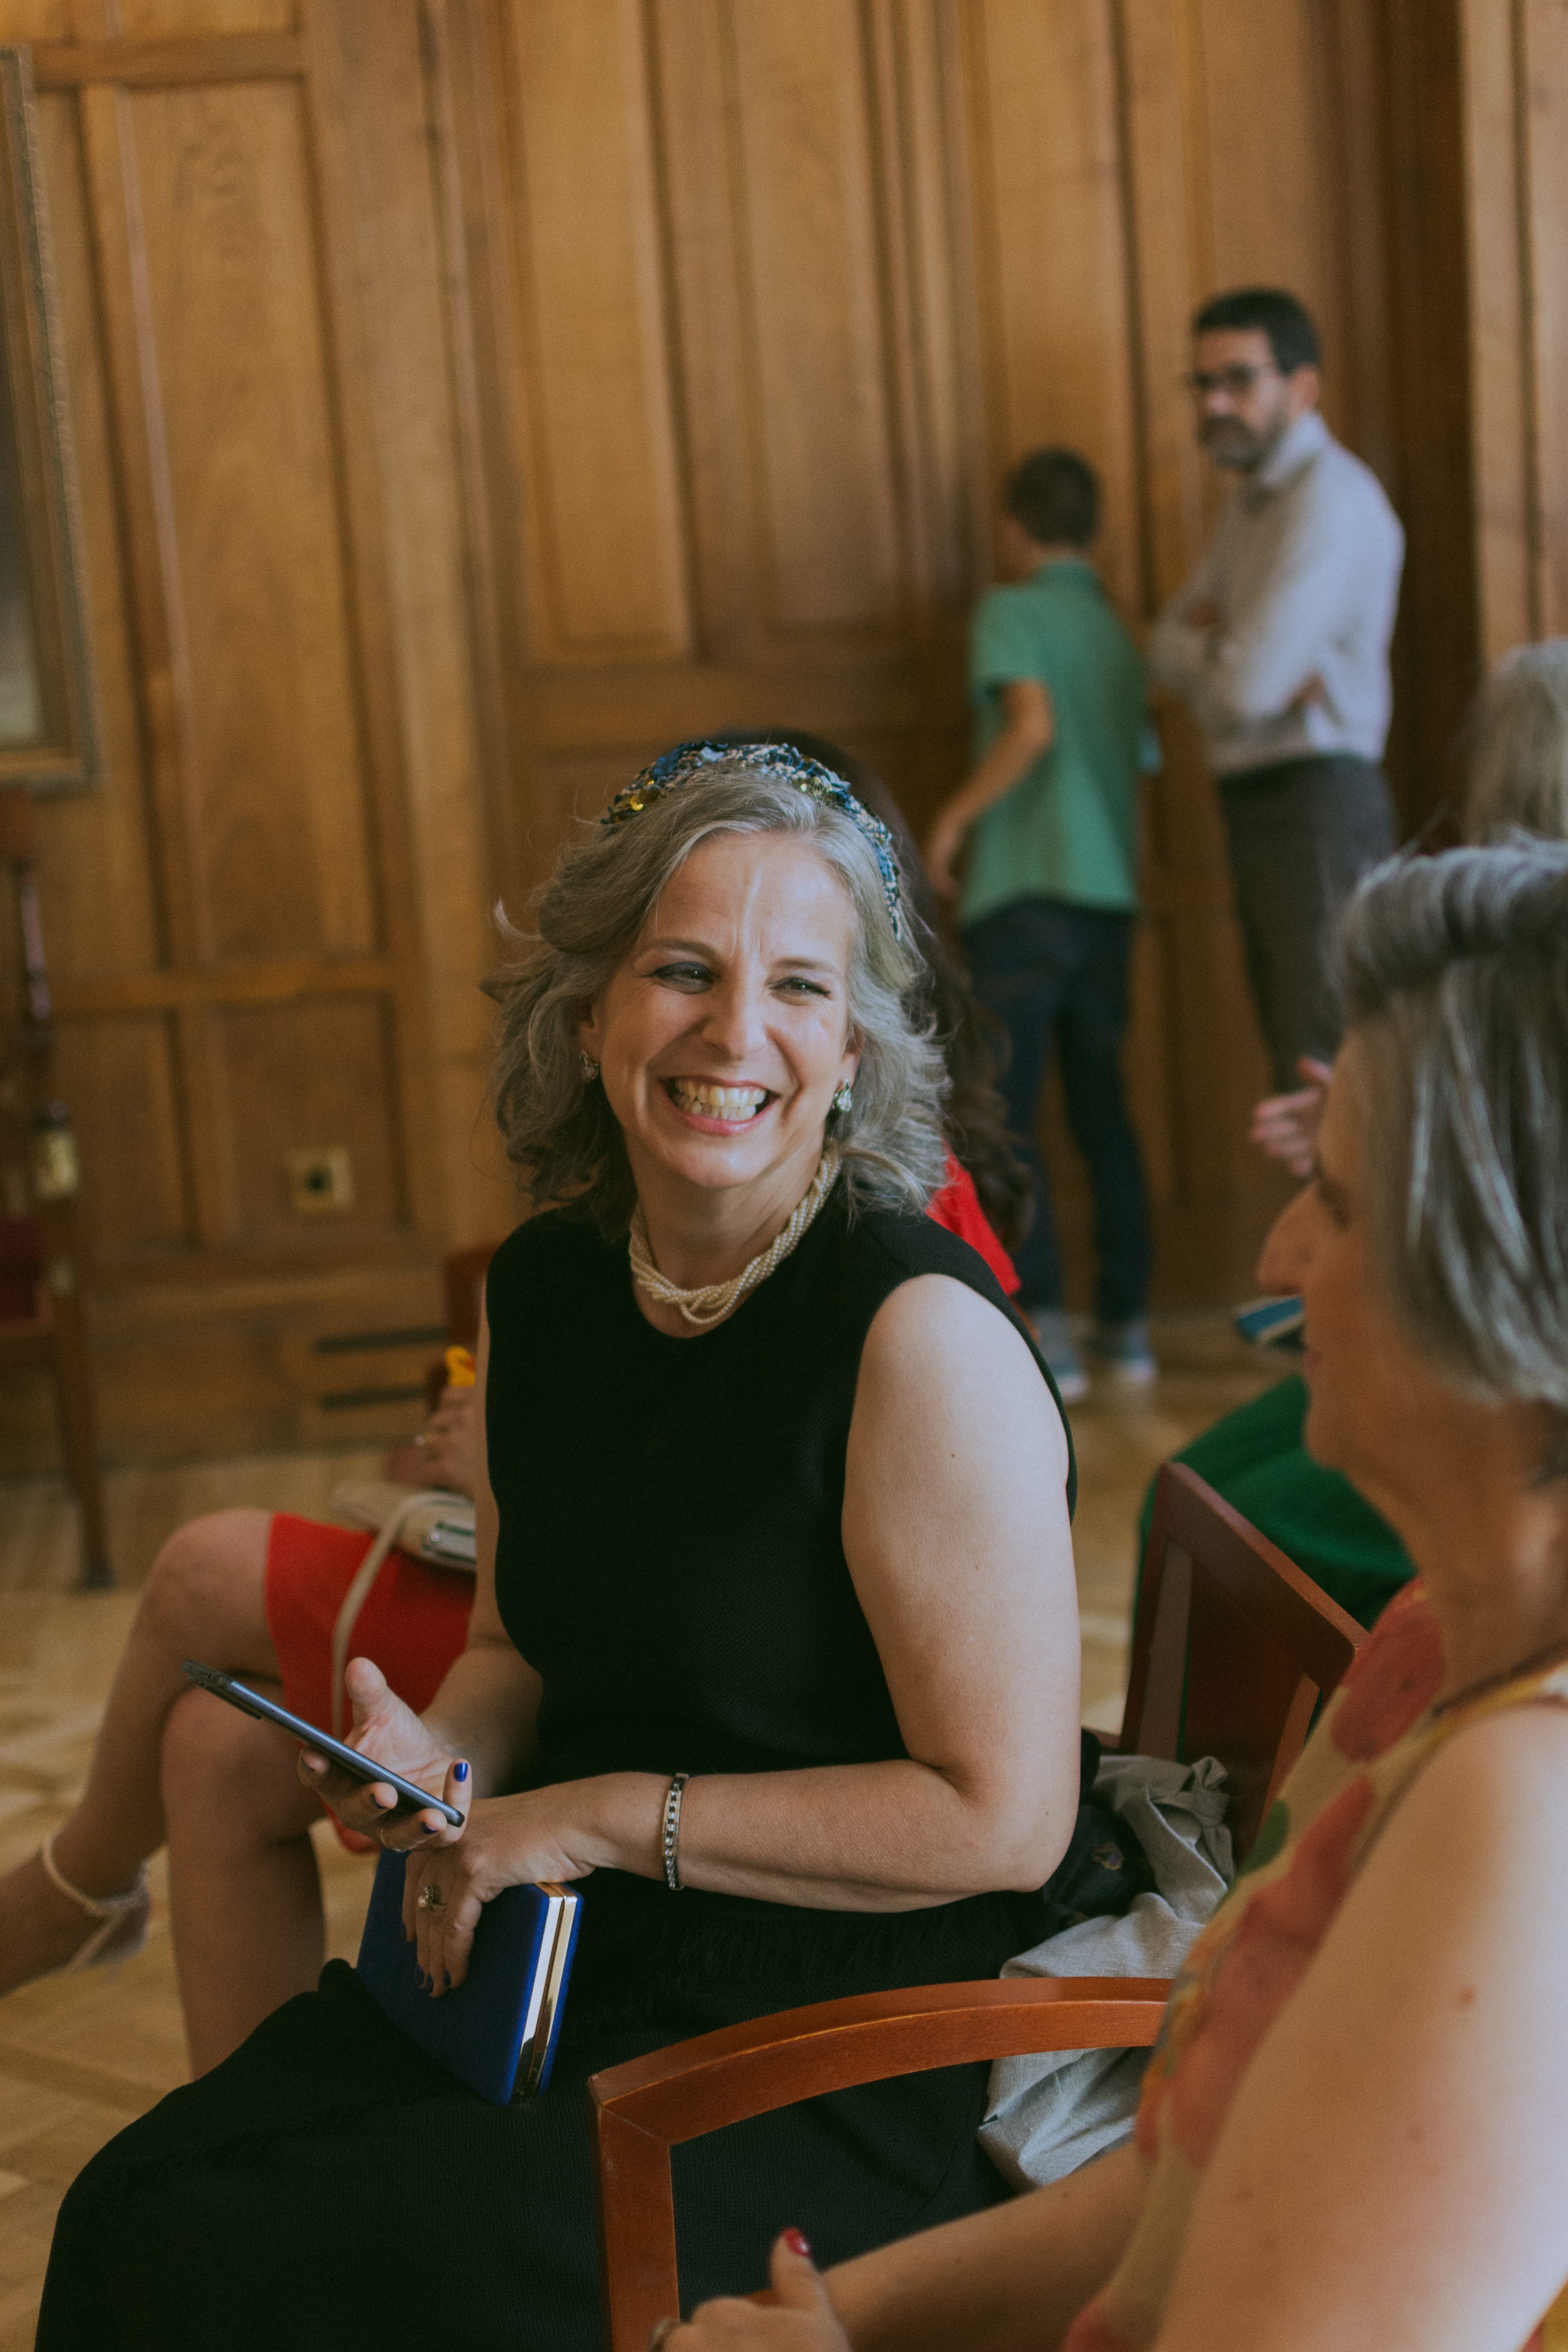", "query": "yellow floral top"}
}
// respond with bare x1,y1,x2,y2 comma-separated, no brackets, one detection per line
1063,1580,1568,2351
